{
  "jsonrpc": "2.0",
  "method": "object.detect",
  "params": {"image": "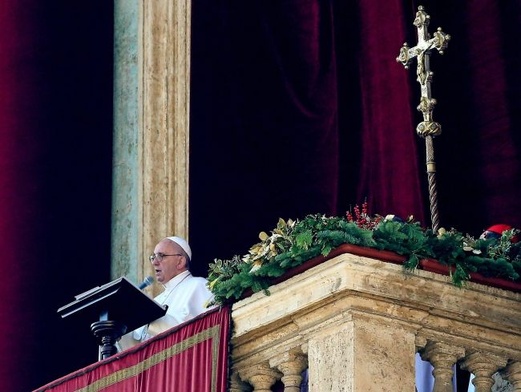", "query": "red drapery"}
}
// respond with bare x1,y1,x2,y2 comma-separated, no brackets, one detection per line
0,2,113,391
189,0,521,268
34,307,231,392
